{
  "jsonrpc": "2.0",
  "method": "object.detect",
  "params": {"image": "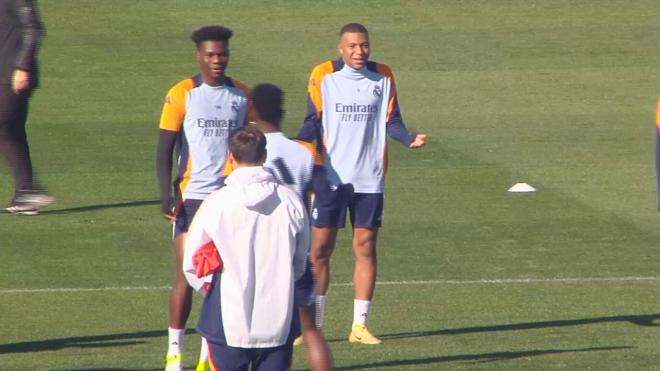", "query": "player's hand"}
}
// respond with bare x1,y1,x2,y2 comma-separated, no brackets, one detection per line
162,199,180,223
163,210,177,223
409,133,427,149
12,69,31,94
